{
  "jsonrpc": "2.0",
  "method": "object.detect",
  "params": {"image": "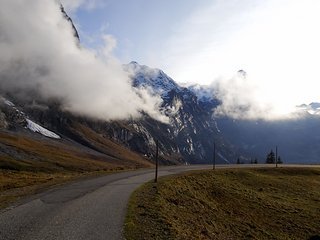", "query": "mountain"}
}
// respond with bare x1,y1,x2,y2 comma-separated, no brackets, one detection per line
0,8,153,172
125,61,180,96
0,96,154,172
0,60,244,171
124,62,241,164
186,84,220,112
215,116,320,164
0,5,245,170
188,85,320,164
